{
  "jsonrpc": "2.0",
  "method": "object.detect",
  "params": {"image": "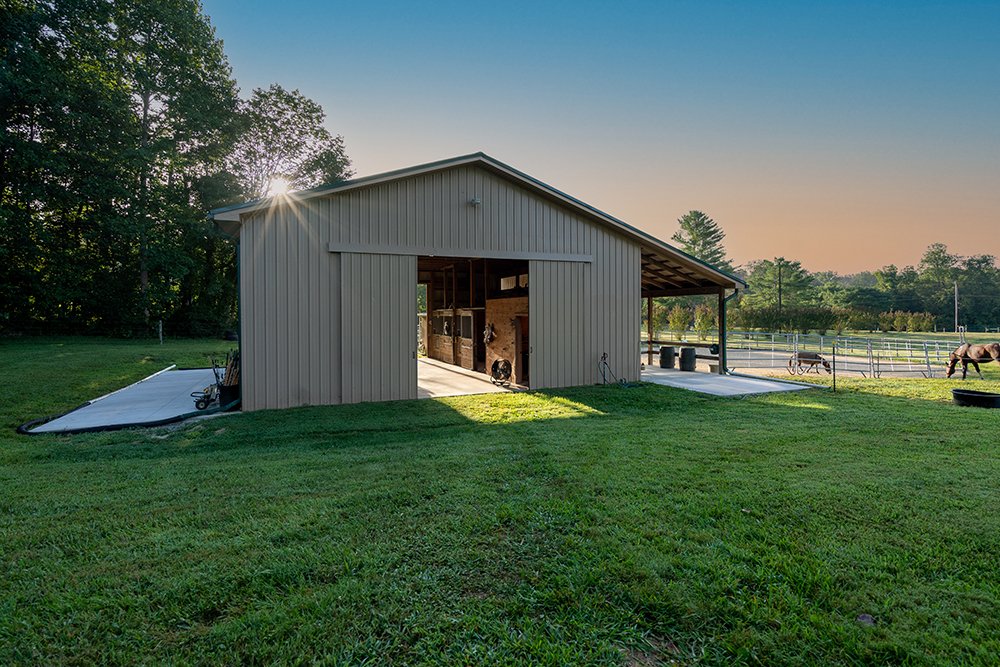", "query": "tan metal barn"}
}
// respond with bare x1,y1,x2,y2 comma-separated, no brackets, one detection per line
210,153,745,411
